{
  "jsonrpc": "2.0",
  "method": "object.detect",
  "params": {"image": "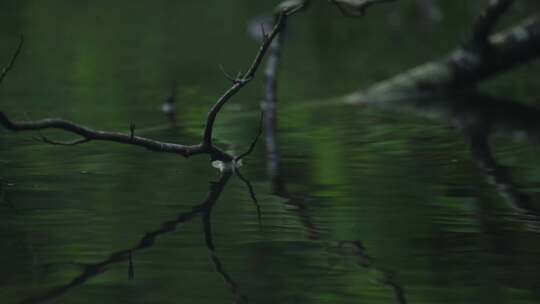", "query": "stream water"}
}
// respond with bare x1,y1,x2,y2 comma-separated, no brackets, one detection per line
1,1,540,303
